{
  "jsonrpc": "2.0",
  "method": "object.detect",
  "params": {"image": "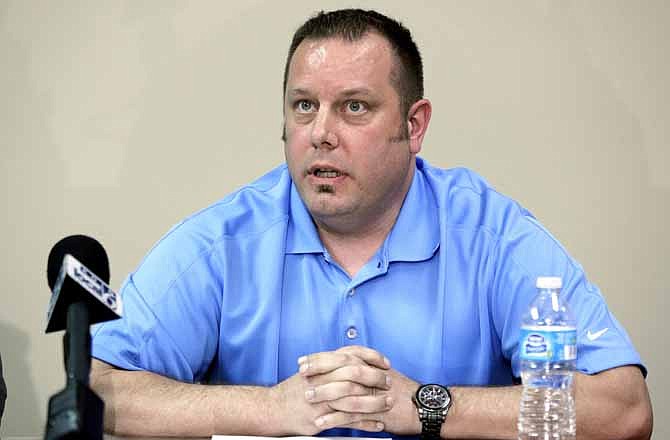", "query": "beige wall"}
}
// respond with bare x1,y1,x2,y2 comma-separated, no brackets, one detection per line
1,0,668,436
